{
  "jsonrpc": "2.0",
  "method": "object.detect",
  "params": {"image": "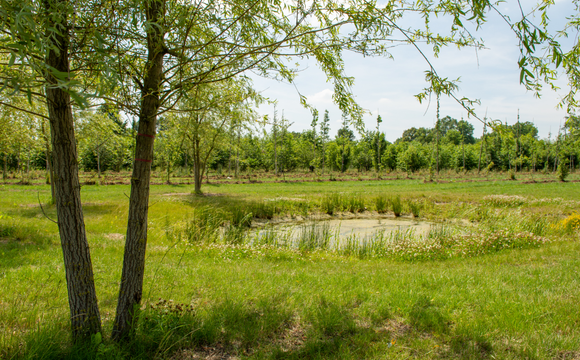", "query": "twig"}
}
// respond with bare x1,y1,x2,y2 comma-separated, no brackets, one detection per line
37,192,58,224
